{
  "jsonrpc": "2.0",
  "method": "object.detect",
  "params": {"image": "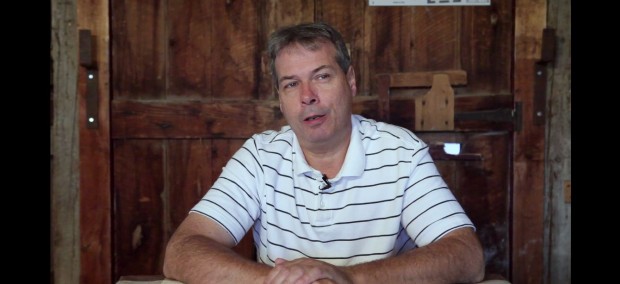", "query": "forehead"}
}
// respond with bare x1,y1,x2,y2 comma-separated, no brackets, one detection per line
275,41,337,66
275,43,338,84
